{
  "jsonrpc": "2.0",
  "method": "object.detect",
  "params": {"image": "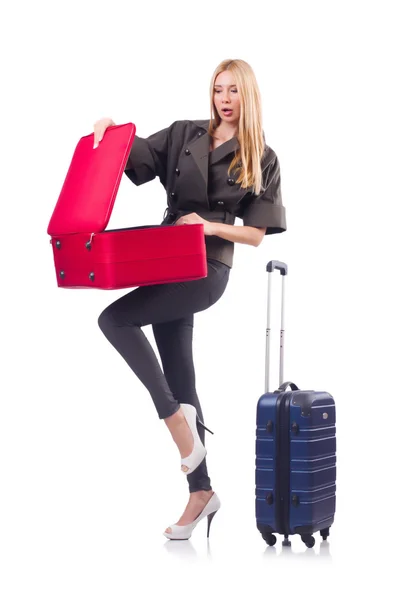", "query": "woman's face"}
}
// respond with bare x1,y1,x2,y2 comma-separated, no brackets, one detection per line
213,71,241,126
